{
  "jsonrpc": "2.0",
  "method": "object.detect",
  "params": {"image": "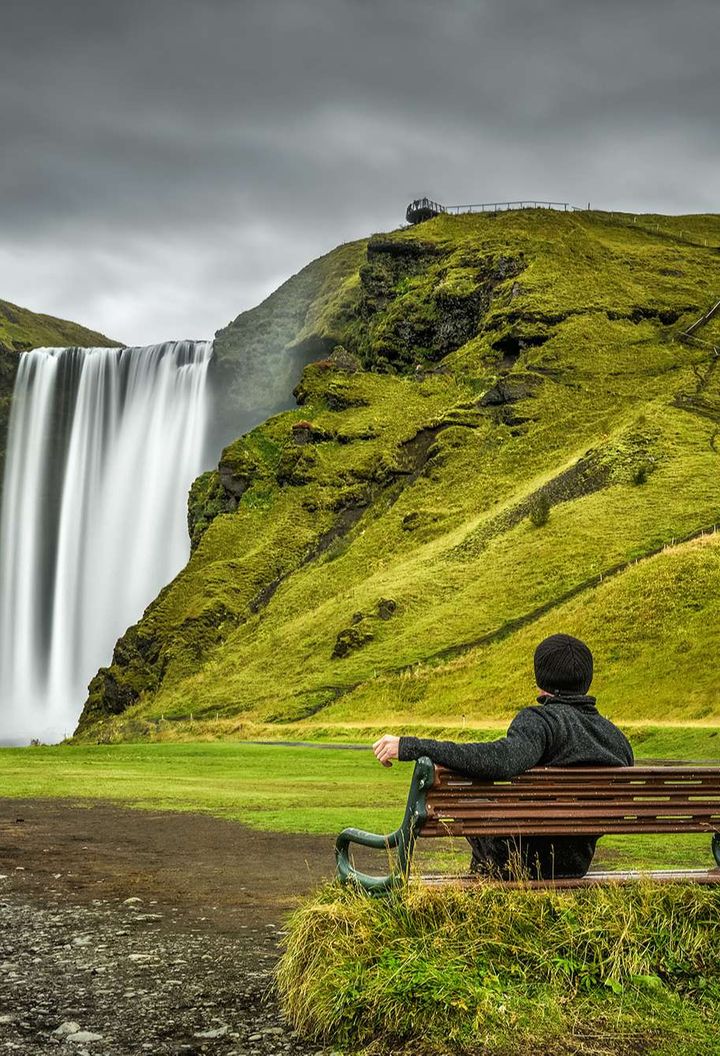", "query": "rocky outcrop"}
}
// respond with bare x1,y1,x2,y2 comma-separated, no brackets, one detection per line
331,598,398,659
210,241,368,452
0,344,20,485
356,240,525,371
